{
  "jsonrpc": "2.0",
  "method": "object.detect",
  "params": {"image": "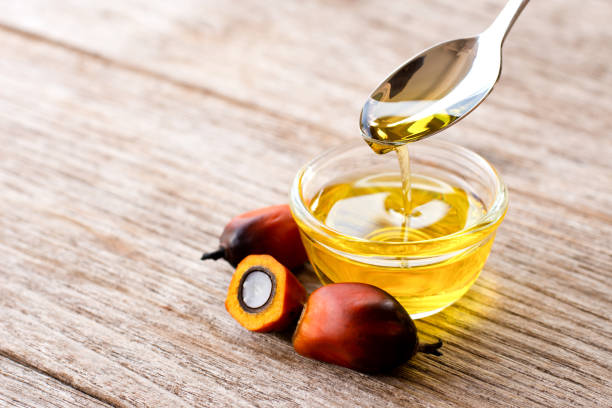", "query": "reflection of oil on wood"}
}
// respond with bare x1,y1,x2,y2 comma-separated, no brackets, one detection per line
0,1,610,406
